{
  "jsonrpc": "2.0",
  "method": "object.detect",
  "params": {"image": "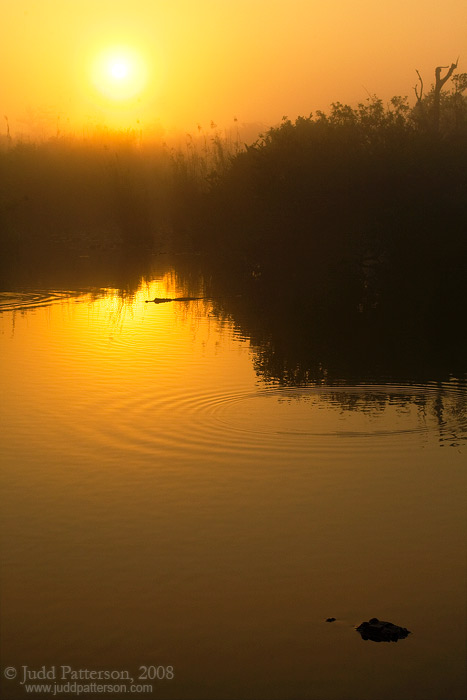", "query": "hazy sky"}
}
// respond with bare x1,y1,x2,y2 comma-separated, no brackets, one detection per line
1,0,465,138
